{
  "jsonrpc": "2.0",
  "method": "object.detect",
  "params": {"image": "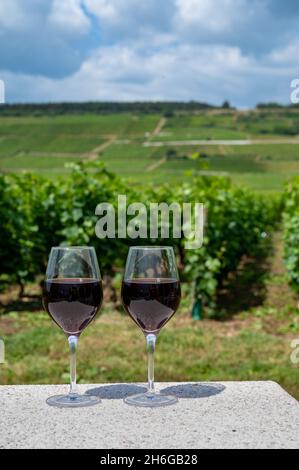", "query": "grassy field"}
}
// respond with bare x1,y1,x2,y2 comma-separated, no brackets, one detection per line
151,110,299,141
0,109,299,191
1,234,298,398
